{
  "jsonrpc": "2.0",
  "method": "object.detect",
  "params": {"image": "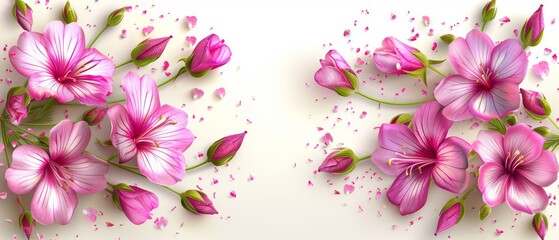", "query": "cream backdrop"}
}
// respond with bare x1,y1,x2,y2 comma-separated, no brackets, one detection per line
0,0,558,239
